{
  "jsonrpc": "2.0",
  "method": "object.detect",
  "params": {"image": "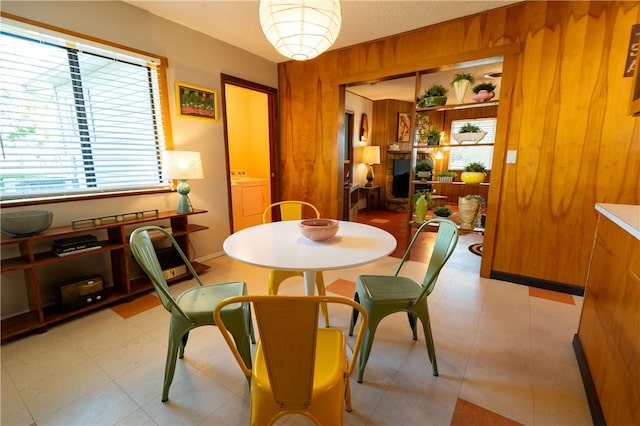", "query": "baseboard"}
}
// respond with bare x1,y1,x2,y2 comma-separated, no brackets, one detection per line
489,271,585,296
572,334,606,426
